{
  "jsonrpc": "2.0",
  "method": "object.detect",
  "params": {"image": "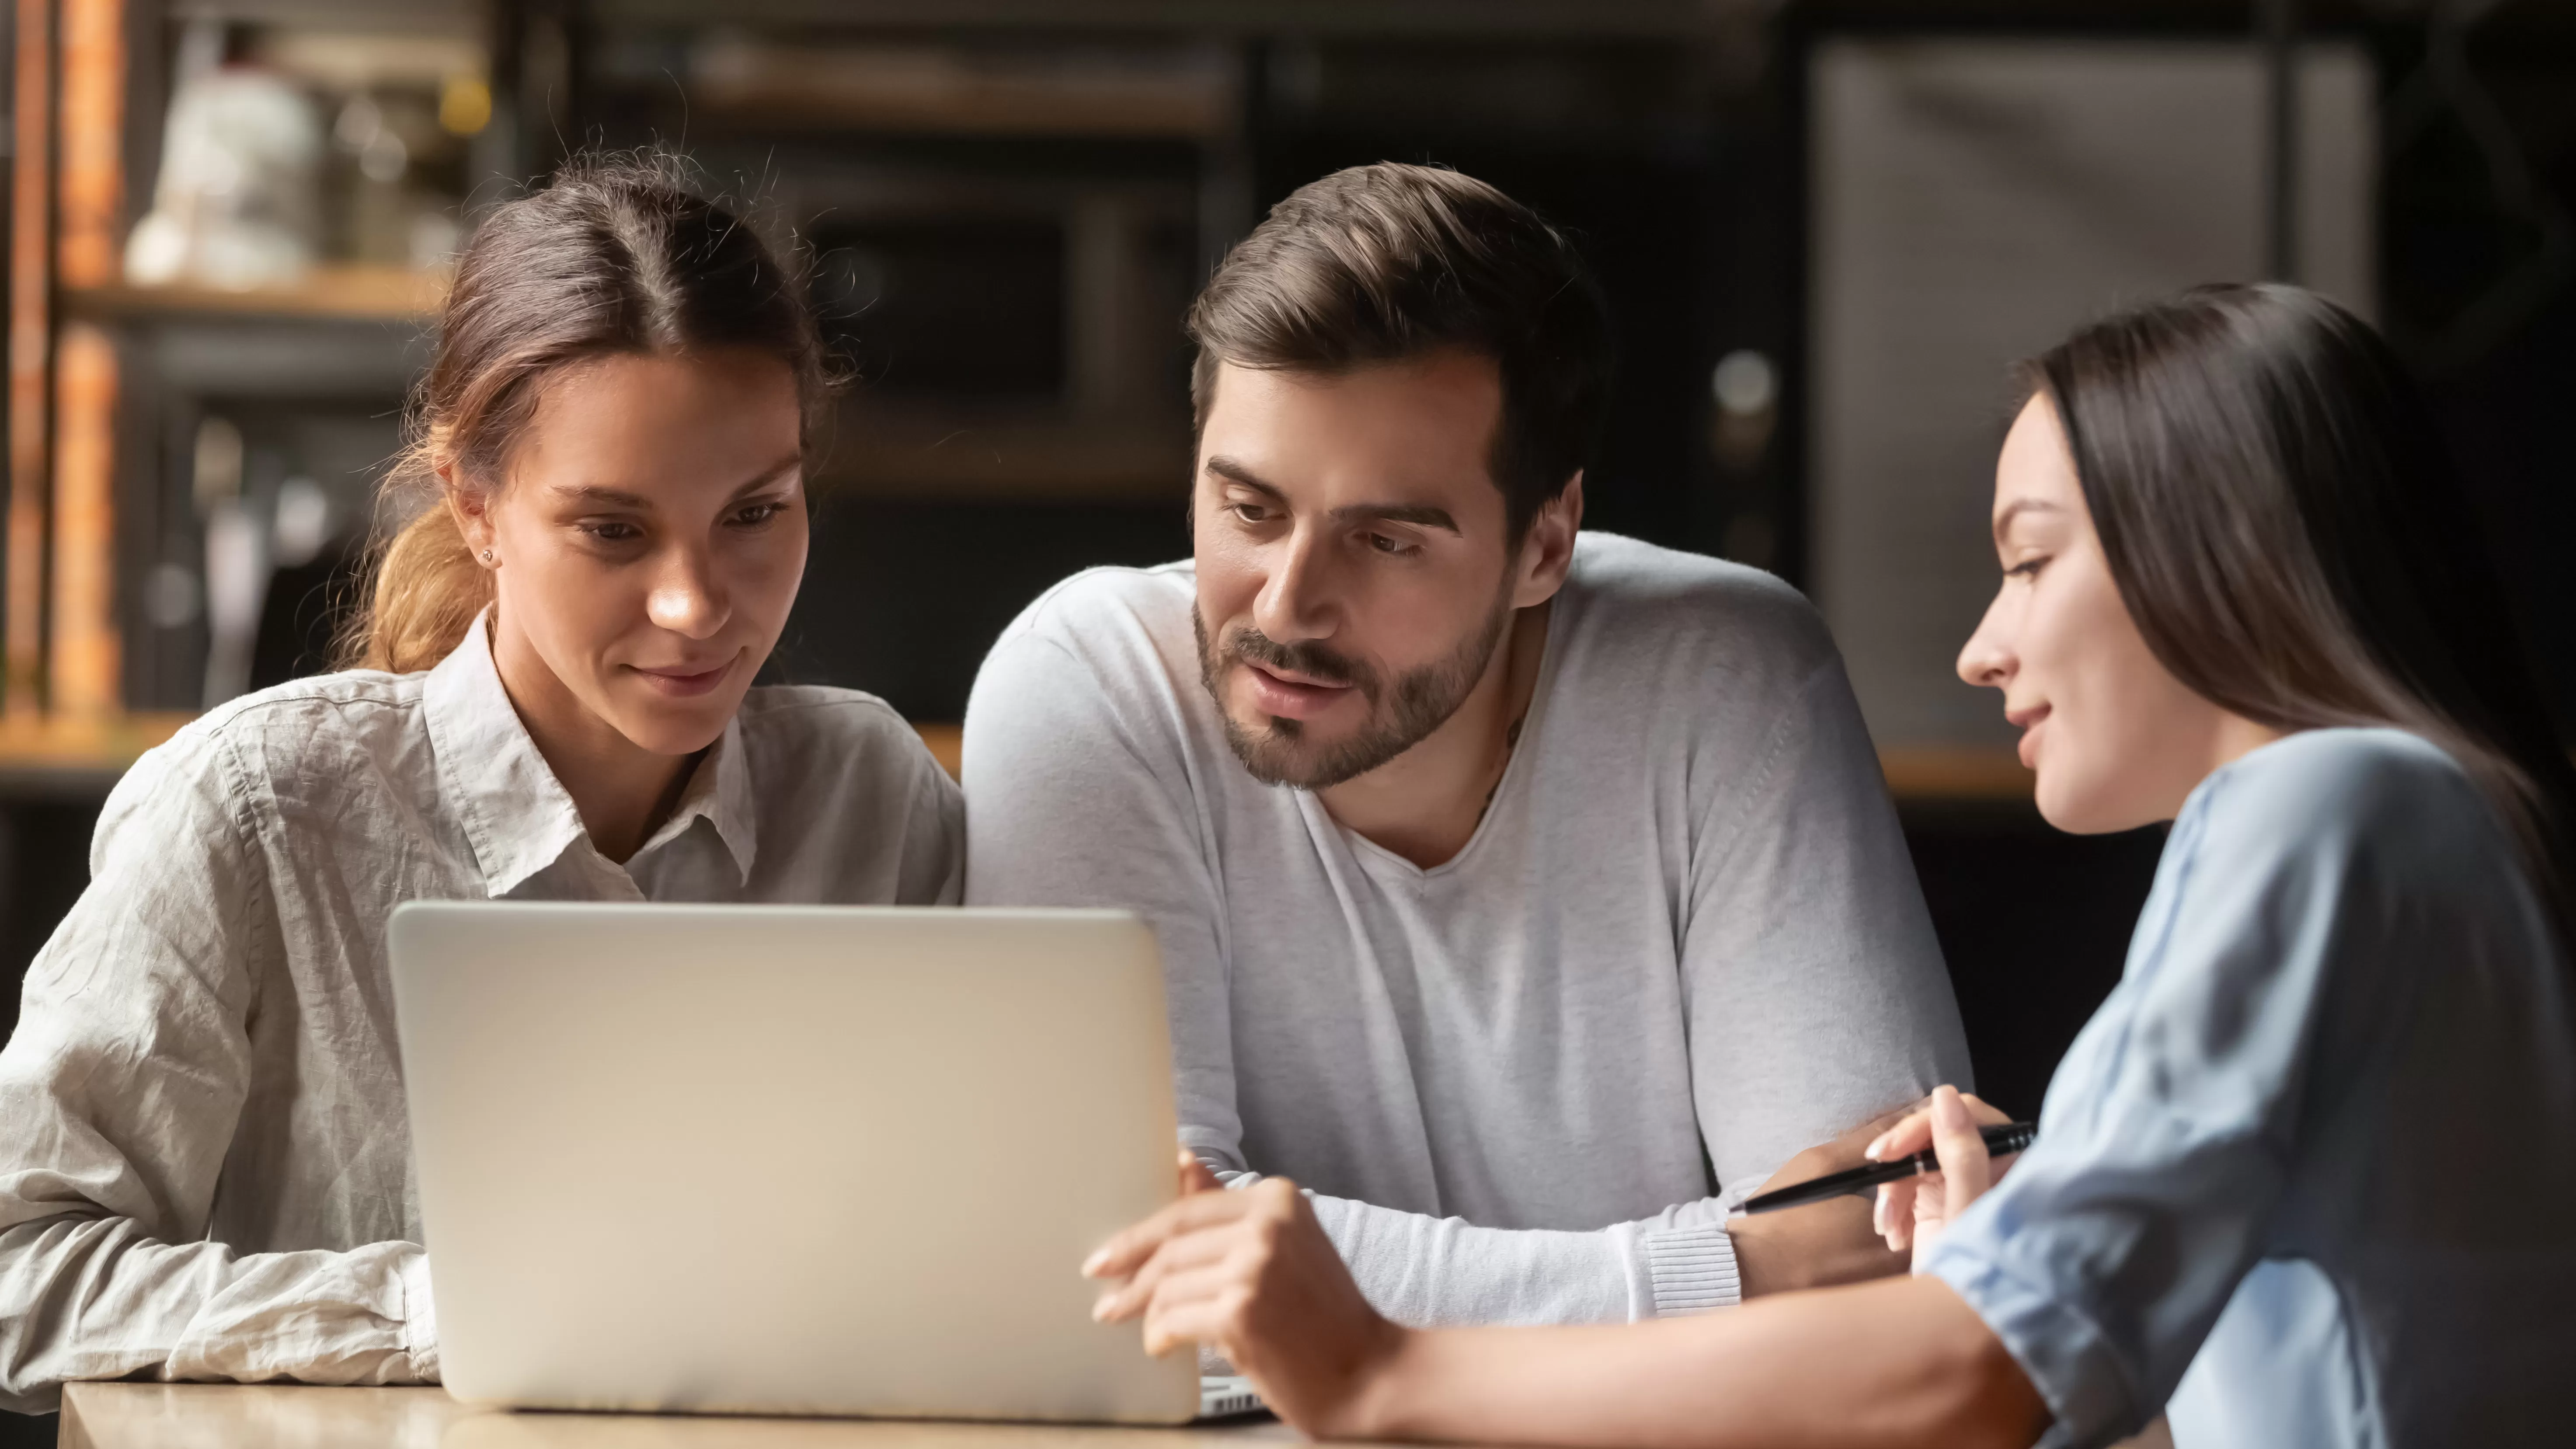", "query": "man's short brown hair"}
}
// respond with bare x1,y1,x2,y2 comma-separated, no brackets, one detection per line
1185,163,1612,537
